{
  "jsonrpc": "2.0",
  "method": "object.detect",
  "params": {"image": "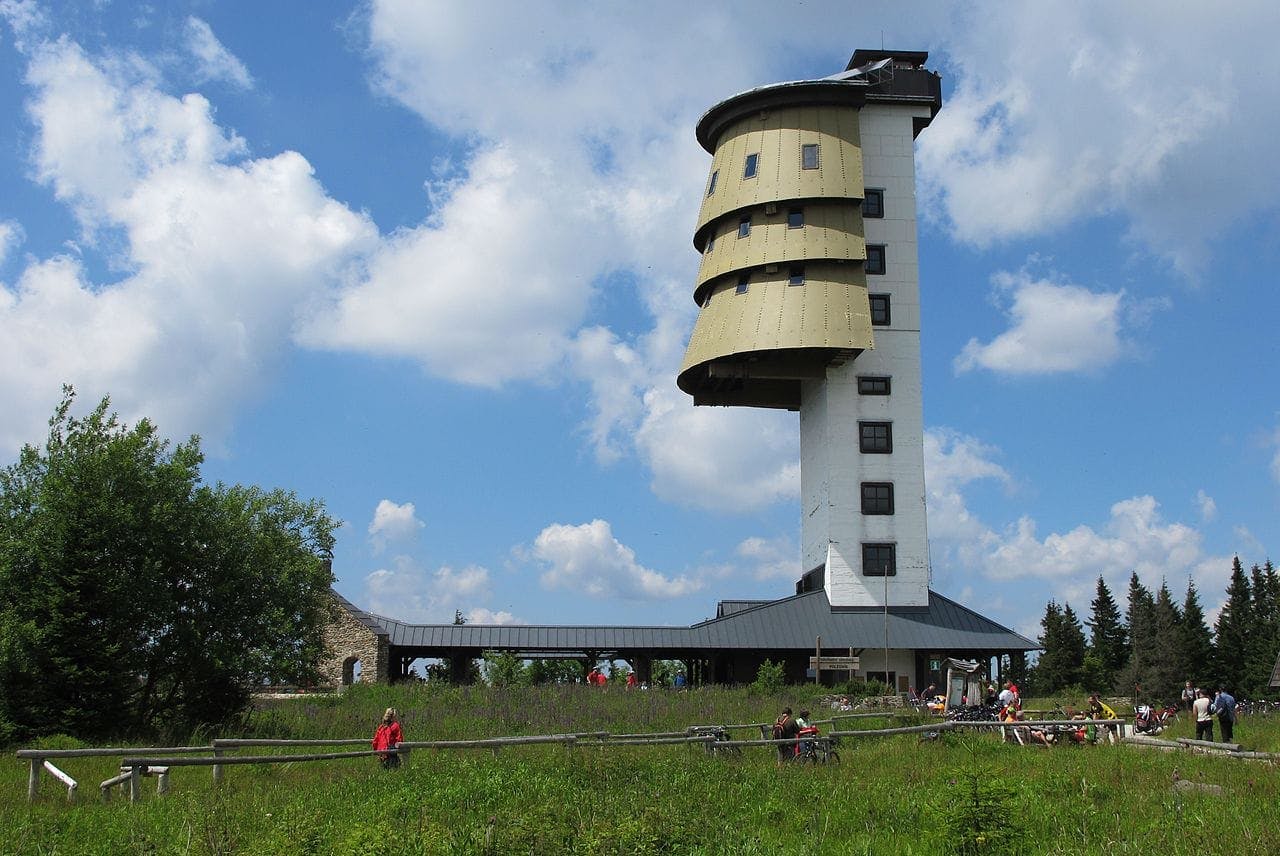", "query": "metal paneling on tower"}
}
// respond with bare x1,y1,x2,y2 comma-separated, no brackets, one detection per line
679,50,942,608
